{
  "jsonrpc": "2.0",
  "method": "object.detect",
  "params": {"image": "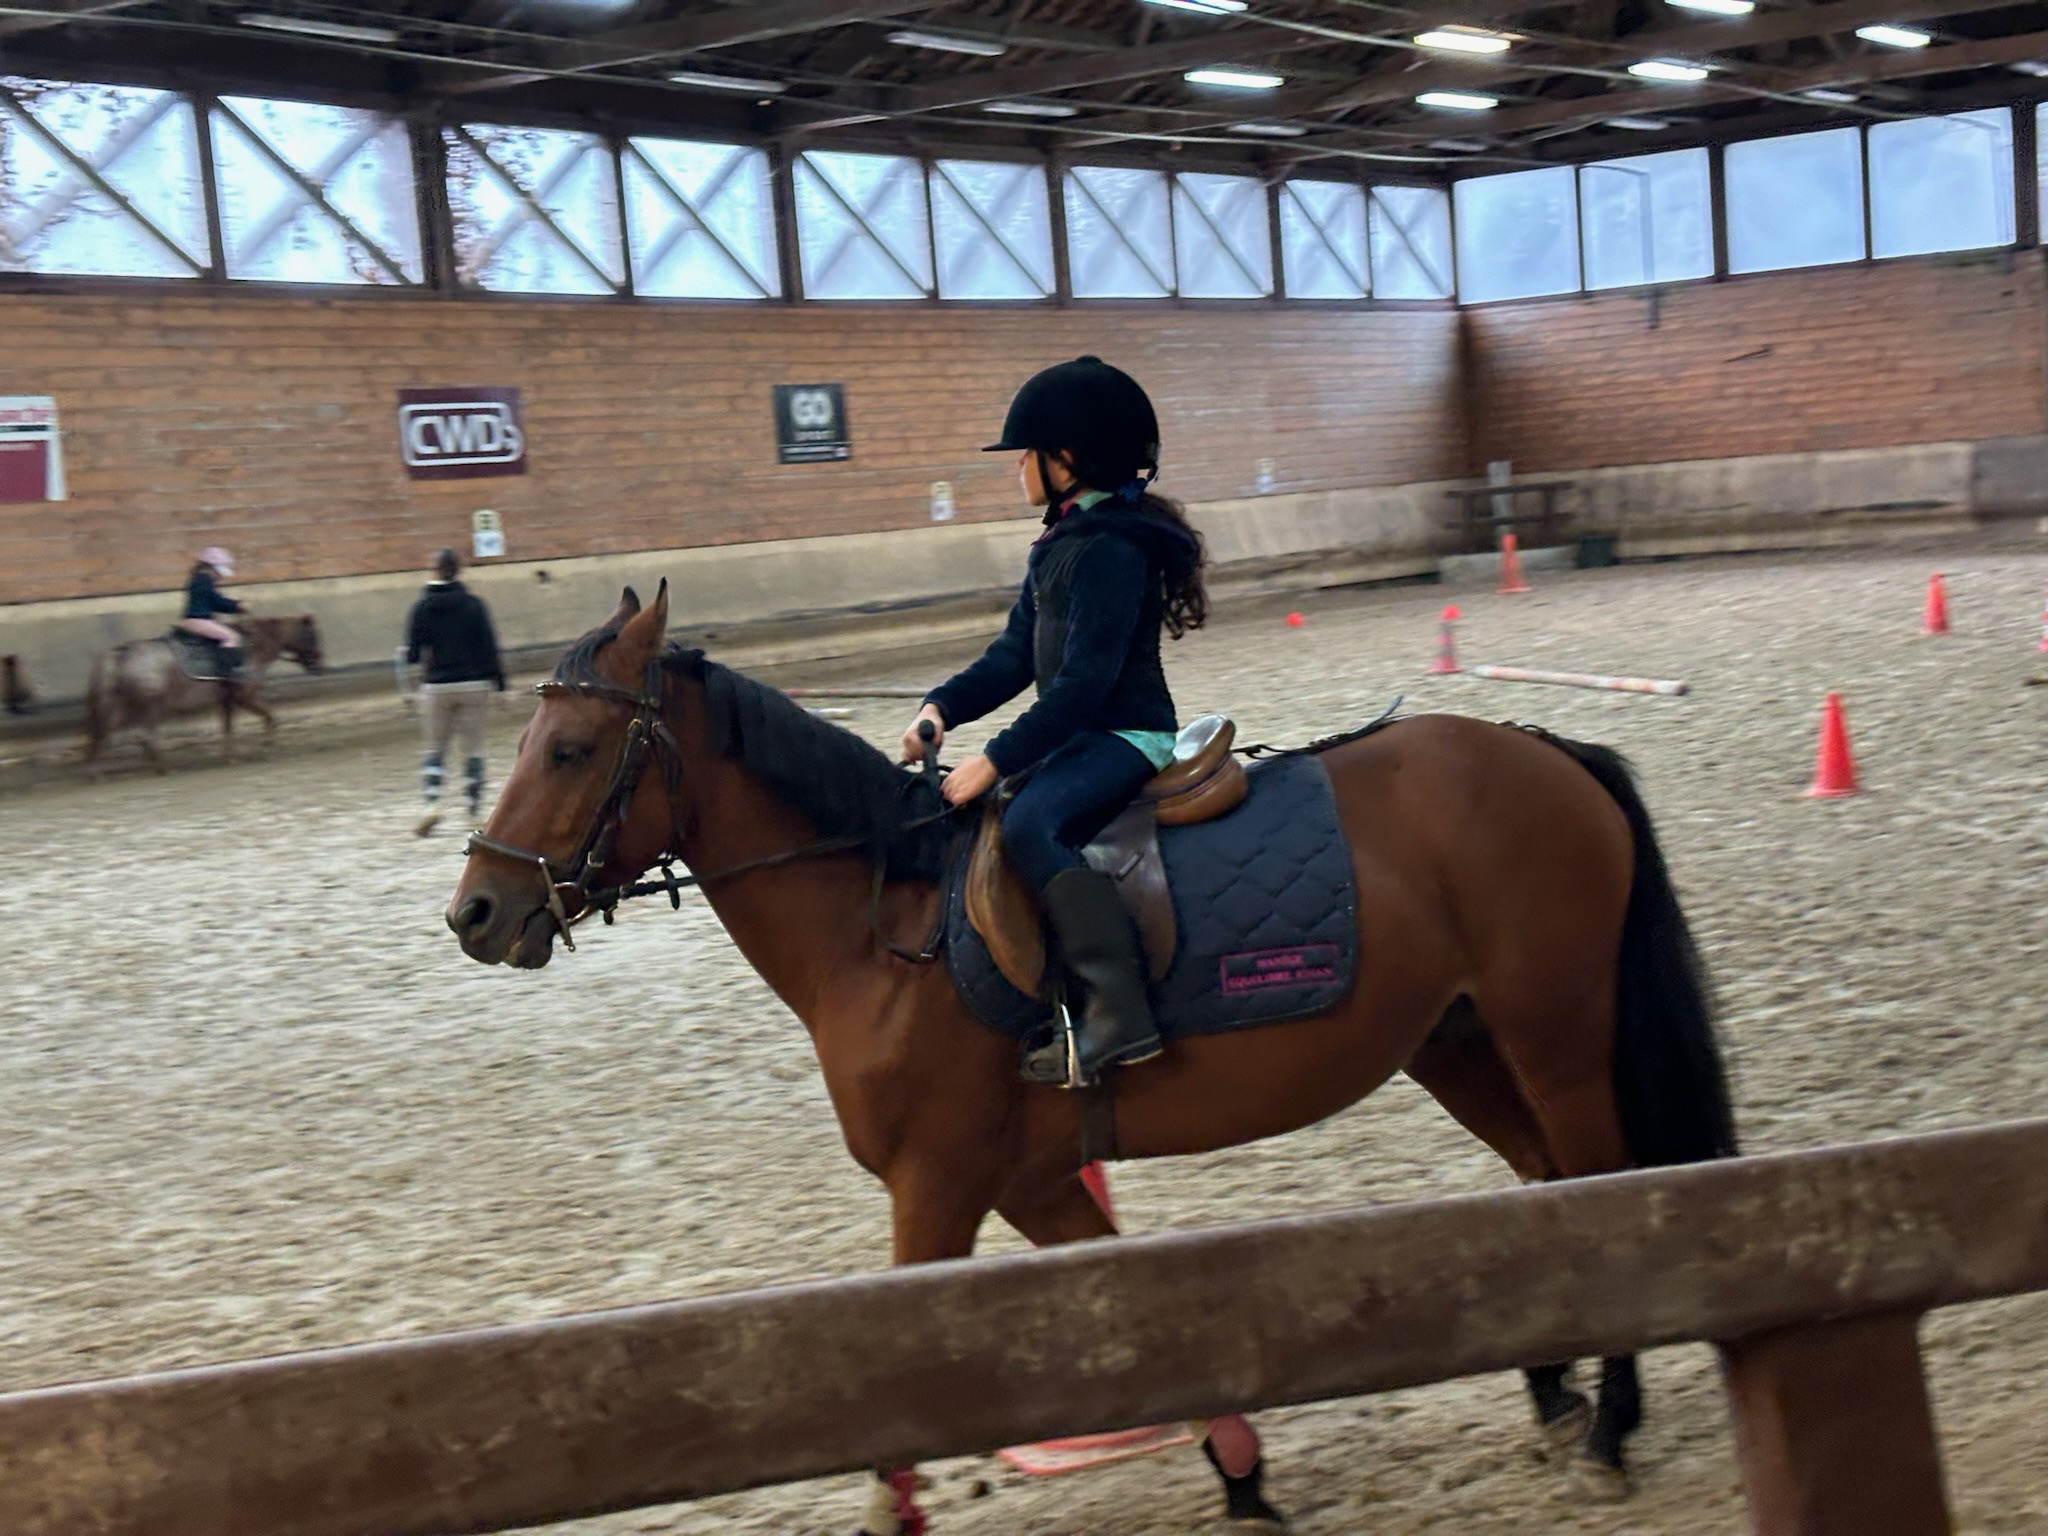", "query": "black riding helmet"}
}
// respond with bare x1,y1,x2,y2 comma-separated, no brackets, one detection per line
984,355,1161,496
